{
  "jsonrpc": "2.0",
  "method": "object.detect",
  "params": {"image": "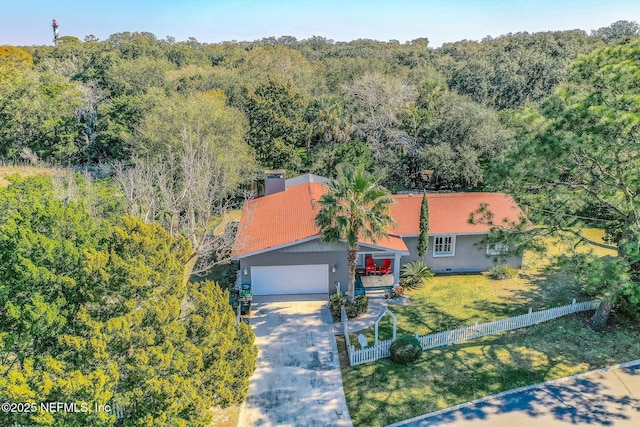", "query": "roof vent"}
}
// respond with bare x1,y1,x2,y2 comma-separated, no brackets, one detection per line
264,170,286,196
